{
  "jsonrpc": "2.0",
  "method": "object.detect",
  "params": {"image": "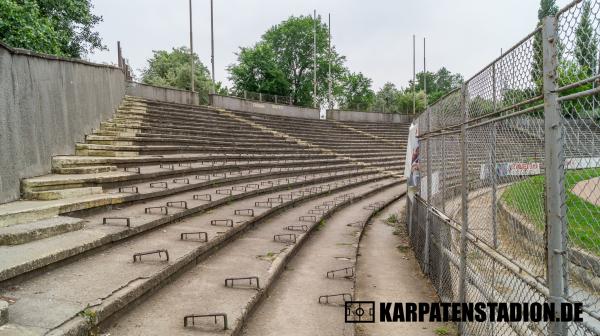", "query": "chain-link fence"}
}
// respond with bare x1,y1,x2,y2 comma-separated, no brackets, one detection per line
407,1,600,335
228,90,294,105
